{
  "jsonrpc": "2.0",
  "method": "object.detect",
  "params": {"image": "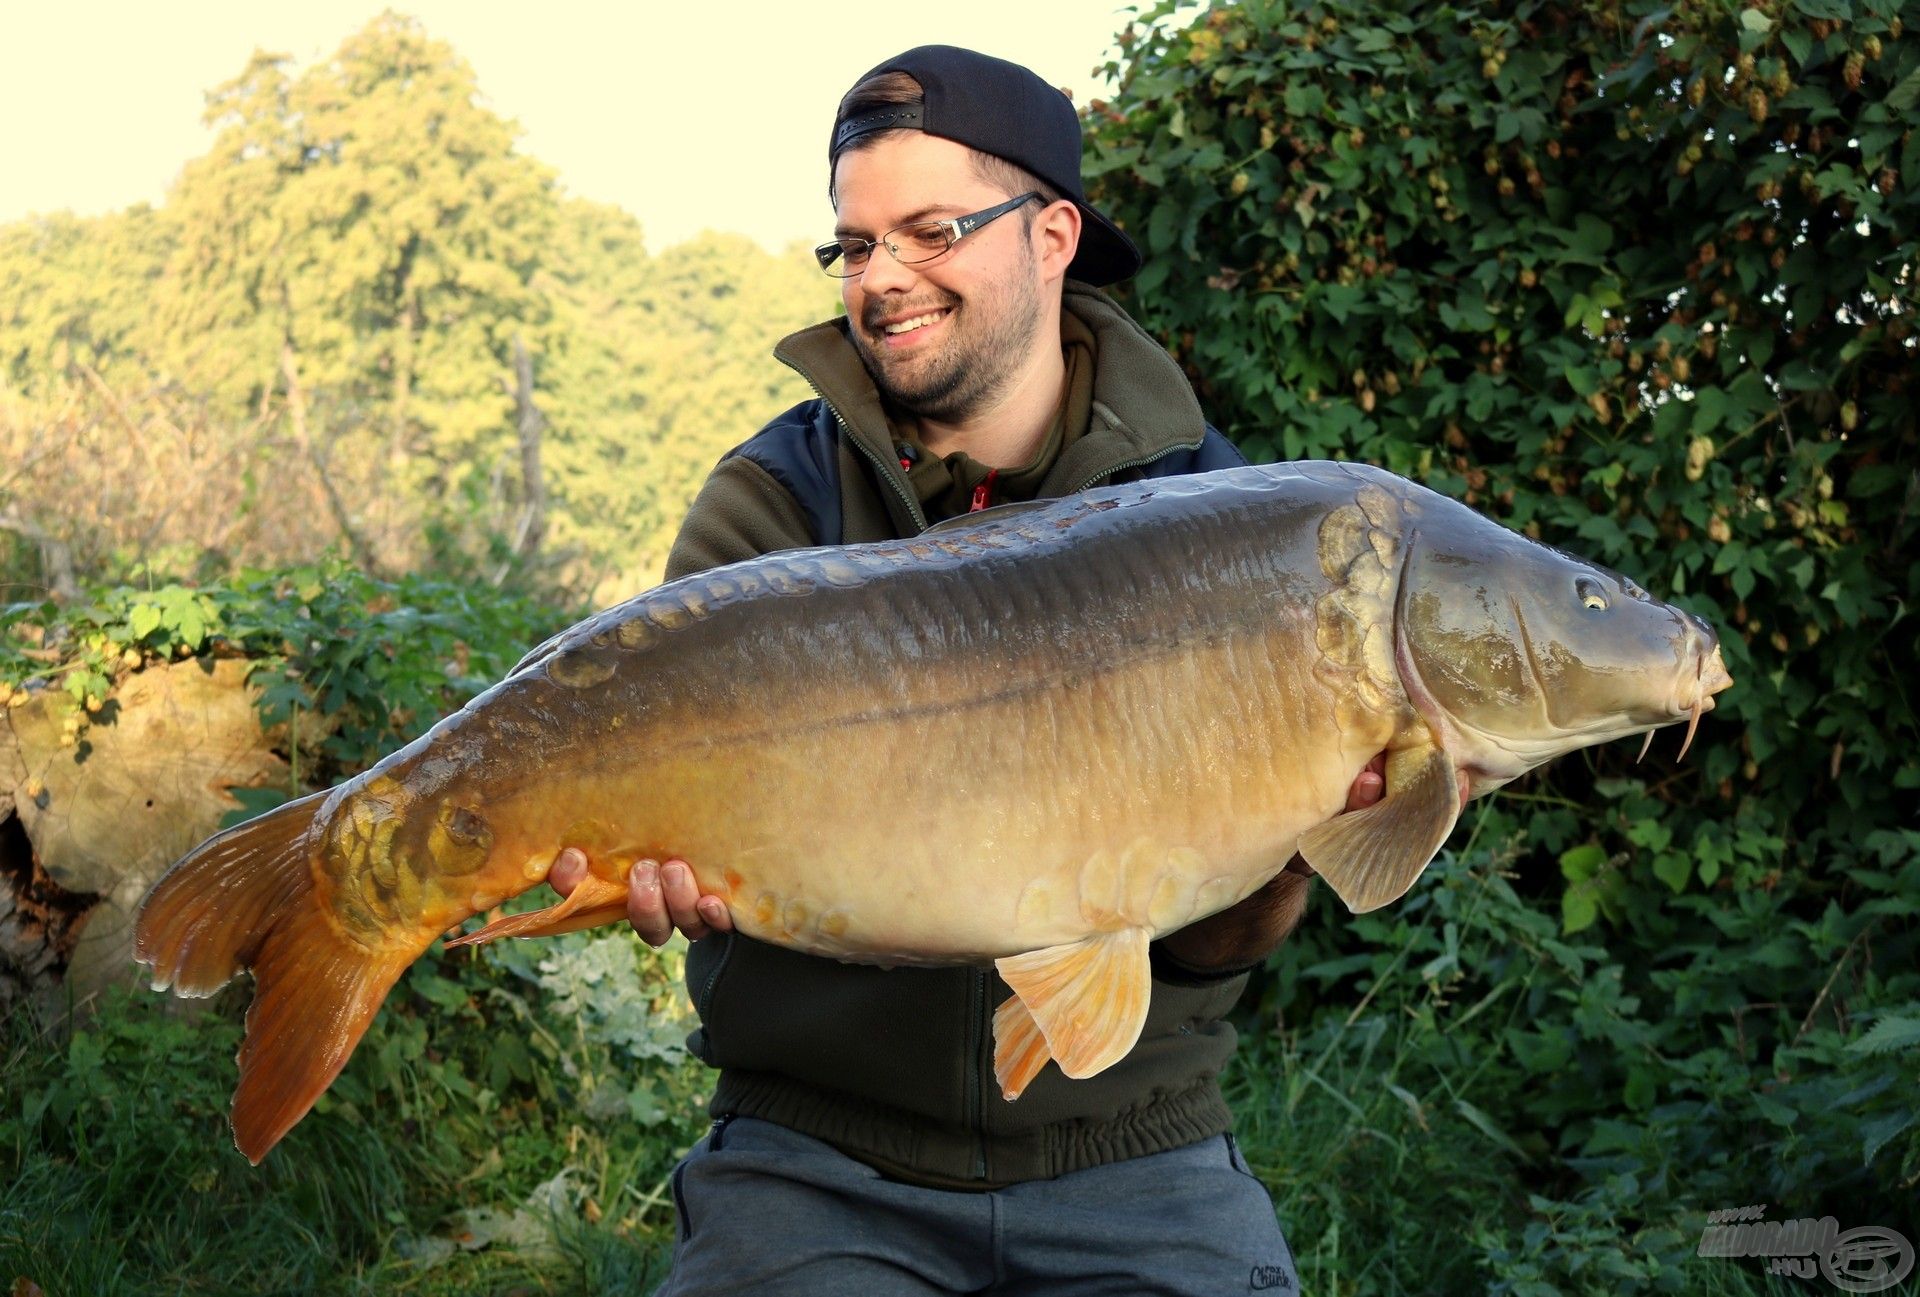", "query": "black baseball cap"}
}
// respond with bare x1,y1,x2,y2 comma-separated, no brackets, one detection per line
829,45,1143,287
